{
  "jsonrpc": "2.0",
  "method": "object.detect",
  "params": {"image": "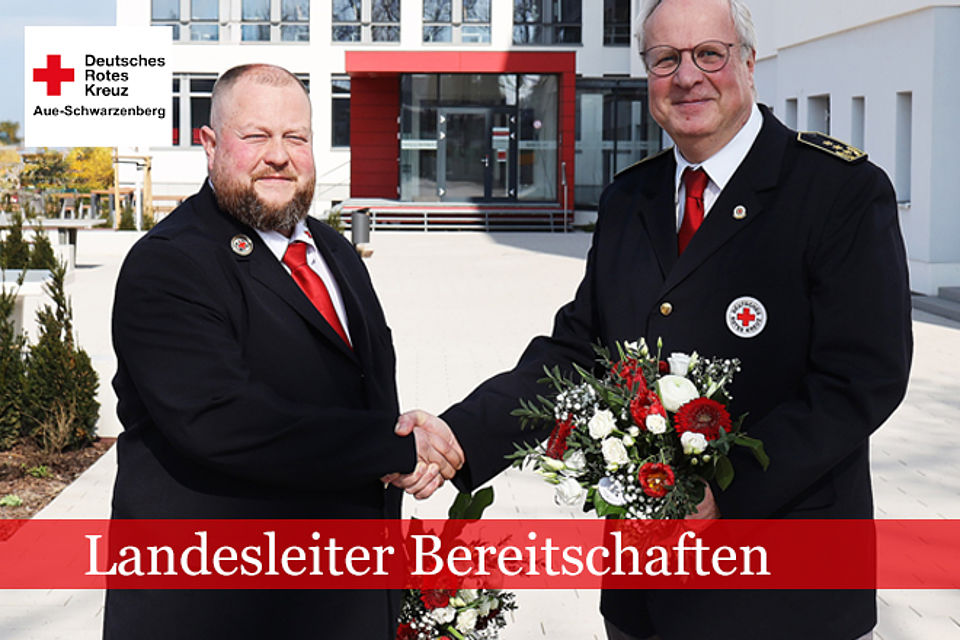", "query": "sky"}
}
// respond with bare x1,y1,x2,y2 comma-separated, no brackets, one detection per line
1,1,116,130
